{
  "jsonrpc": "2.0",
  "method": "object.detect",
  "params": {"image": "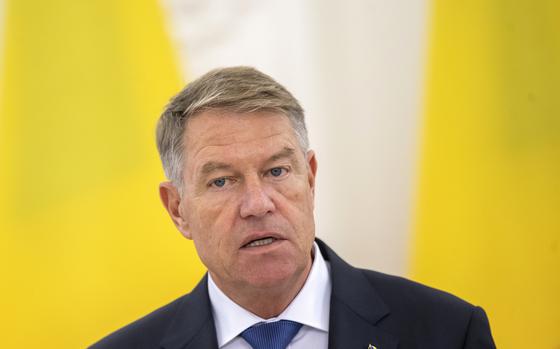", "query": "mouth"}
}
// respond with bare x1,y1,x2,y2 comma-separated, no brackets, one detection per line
243,236,278,248
241,231,286,249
